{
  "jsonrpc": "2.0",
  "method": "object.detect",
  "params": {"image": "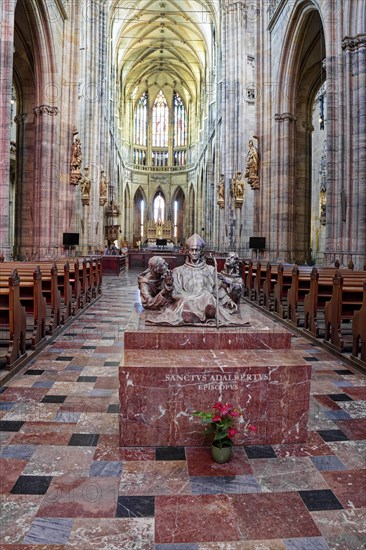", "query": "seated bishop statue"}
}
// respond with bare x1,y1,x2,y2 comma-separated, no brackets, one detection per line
138,233,250,327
